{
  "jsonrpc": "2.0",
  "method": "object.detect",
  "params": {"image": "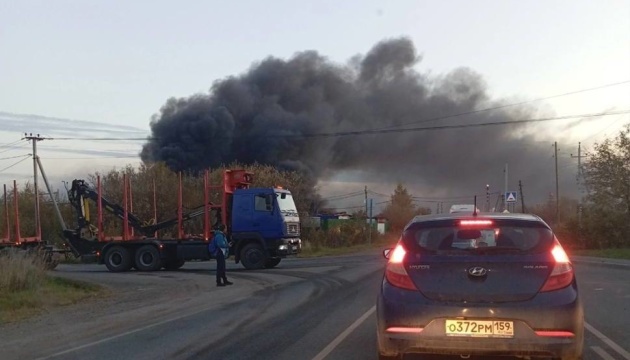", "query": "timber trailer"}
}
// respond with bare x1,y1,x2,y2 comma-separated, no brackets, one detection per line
0,181,56,267
60,169,302,272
